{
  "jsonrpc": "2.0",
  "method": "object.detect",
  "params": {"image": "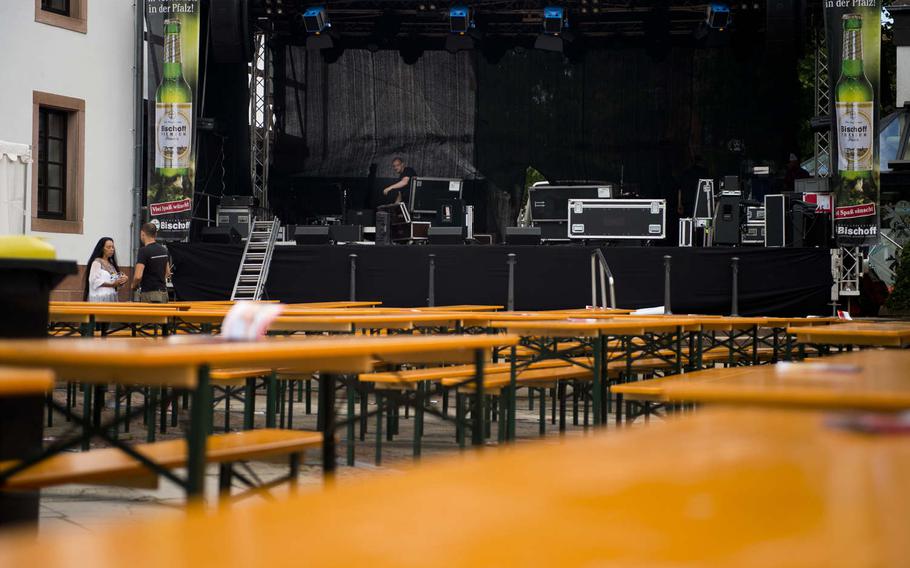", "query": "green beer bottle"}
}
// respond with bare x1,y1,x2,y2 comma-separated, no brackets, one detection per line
835,13,874,203
155,17,193,177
